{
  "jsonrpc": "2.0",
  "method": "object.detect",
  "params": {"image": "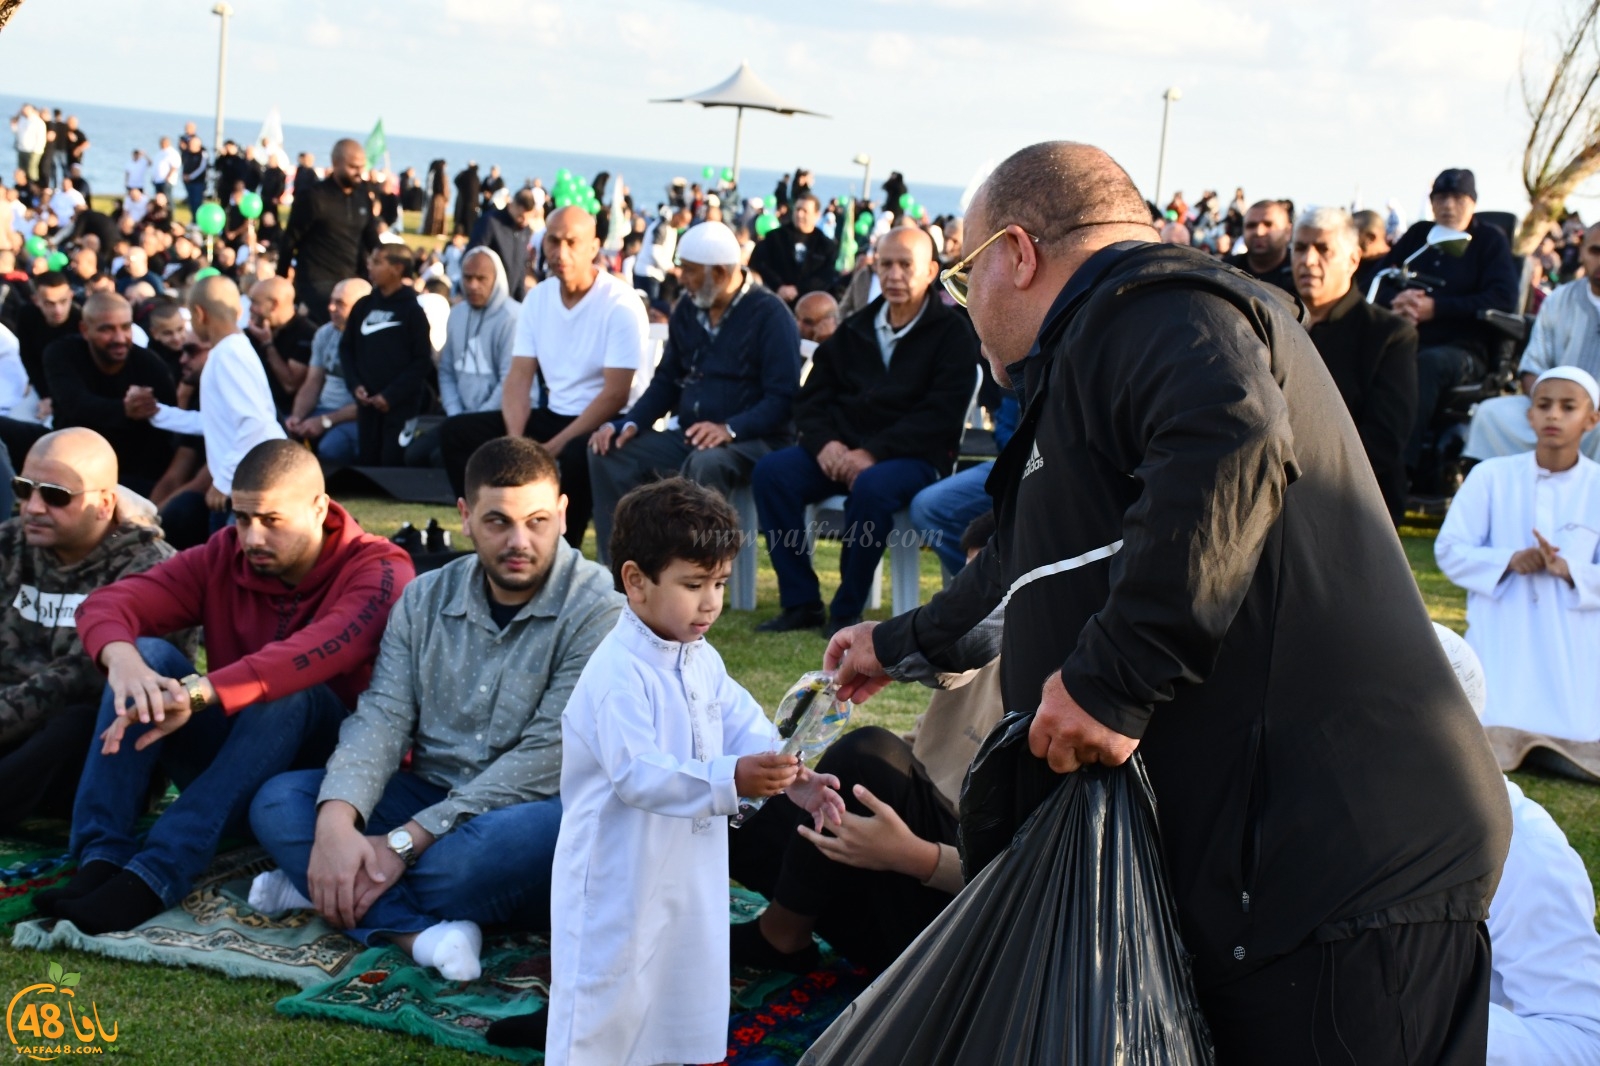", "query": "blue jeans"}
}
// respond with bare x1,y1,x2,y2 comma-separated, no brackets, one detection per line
752,444,939,619
908,461,994,577
69,637,348,907
313,416,360,466
249,770,564,942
